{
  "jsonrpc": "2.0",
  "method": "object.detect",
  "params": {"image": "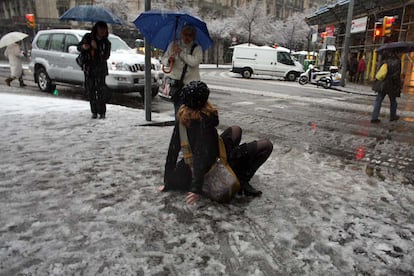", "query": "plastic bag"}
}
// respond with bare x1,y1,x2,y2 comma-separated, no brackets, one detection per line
375,63,388,81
